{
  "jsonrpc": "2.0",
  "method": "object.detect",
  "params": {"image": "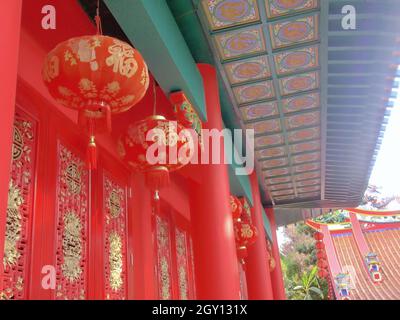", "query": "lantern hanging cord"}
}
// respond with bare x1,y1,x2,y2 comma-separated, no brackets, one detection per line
95,0,103,35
